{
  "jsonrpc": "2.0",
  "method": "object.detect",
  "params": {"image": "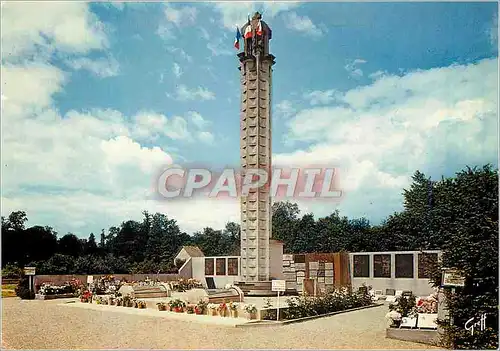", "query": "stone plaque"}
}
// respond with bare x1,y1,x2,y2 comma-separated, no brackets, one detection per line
353,254,370,278
309,261,319,269
325,270,334,277
228,258,238,276
283,254,293,261
317,277,325,283
310,270,317,277
283,261,290,267
295,263,306,270
205,258,214,275
325,277,334,284
325,263,333,270
373,254,391,278
297,271,305,277
395,254,414,278
216,258,226,276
